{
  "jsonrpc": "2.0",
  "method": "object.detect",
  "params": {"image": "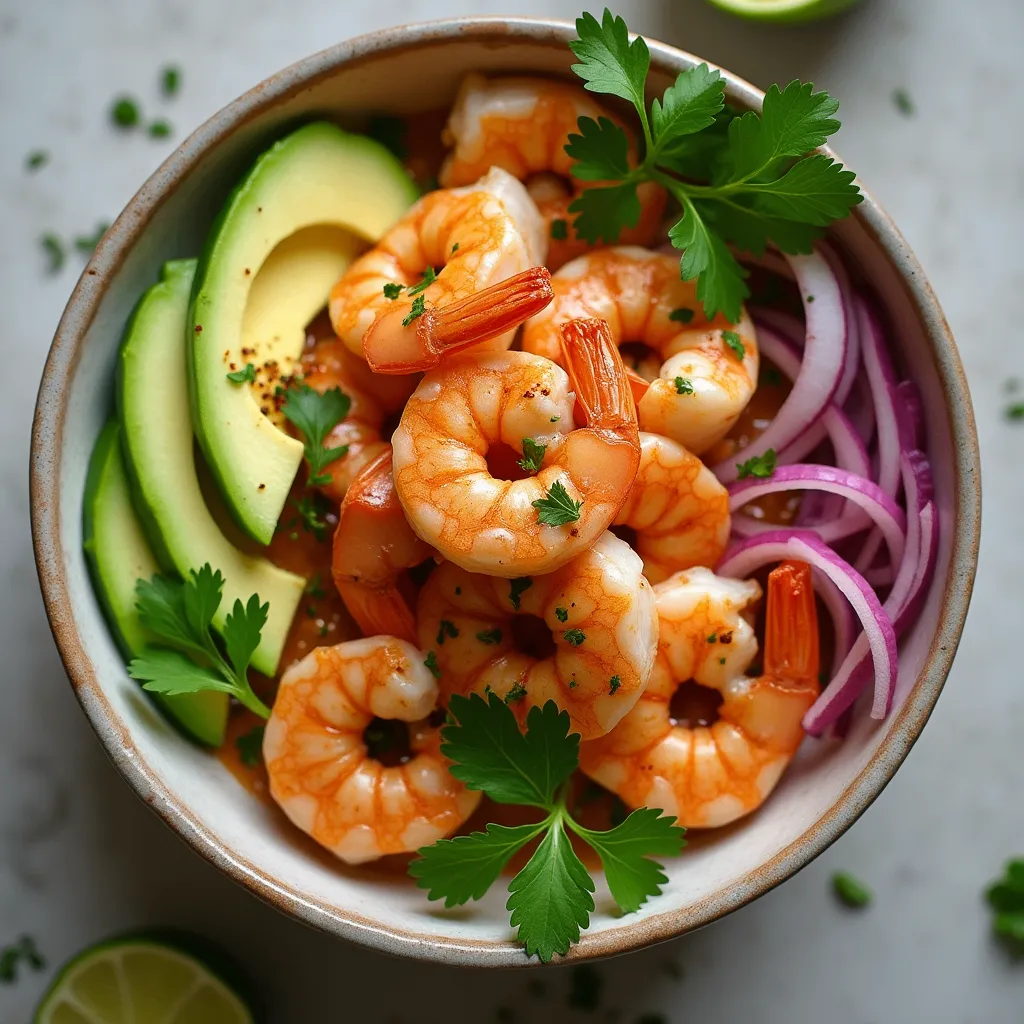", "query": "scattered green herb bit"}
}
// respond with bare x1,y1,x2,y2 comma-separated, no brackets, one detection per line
986,859,1024,950
305,573,326,599
368,114,408,160
550,414,561,423
127,564,271,718
289,531,299,542
707,633,718,643
424,650,442,679
0,936,45,984
477,628,503,645
569,679,578,689
305,605,317,618
409,693,685,961
568,964,604,1011
281,384,350,485
25,150,48,171
236,725,265,767
674,376,694,395
403,294,427,326
382,281,405,300
668,306,694,324
517,437,548,474
74,222,110,255
533,480,583,526
818,670,829,686
563,628,586,646
1005,404,1024,421
509,577,533,610
148,119,172,138
609,675,621,695
292,493,331,541
161,65,182,98
318,624,329,637
718,656,726,665
110,95,140,129
451,242,460,254
564,11,861,321
891,88,914,118
555,607,569,623
437,619,460,645
407,266,437,297
505,682,528,704
226,362,256,384
722,330,745,361
832,870,872,908
550,218,569,240
760,366,783,387
806,294,815,303
40,233,65,273
736,448,776,480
